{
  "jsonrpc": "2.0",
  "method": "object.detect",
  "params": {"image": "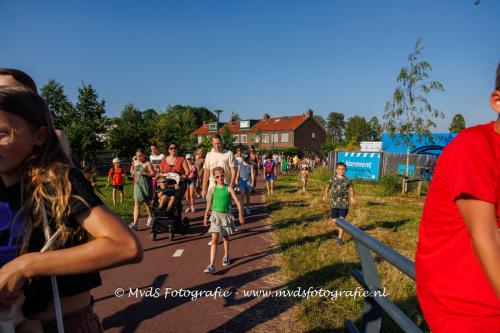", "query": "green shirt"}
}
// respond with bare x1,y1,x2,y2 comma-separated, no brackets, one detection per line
212,185,231,213
329,176,352,209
